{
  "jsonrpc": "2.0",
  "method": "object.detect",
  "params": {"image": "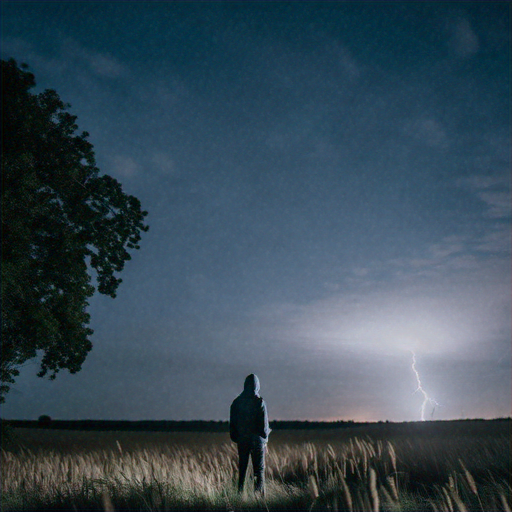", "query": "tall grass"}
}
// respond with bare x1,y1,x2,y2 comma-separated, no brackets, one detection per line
1,423,511,511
